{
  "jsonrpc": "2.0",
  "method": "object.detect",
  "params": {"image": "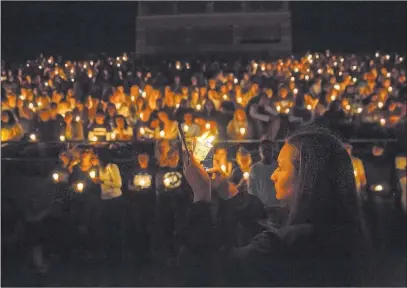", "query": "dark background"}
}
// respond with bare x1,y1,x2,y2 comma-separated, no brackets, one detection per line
2,1,407,62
